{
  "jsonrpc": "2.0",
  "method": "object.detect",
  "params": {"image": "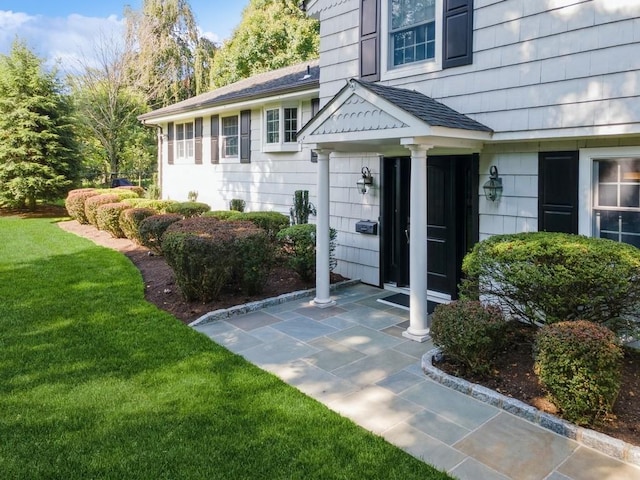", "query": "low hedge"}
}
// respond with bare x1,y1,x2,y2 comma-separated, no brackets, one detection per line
162,217,274,301
534,320,623,425
276,224,337,281
96,202,130,238
84,194,121,227
138,214,183,254
120,207,156,244
460,232,640,334
65,190,100,224
430,300,508,376
165,201,211,218
121,198,178,213
114,185,145,197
